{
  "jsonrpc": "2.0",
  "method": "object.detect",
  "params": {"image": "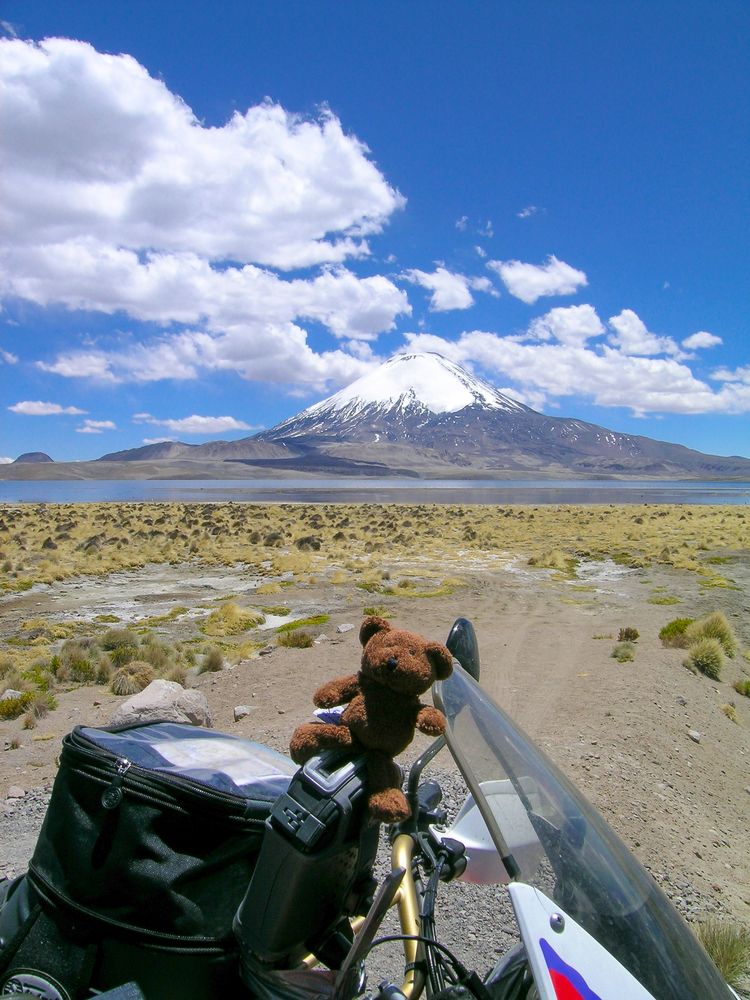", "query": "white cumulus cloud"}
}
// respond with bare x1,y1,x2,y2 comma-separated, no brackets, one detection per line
77,419,116,434
487,255,587,304
608,309,683,357
0,37,410,392
527,305,604,347
8,400,86,415
0,38,403,270
404,325,750,417
133,413,254,435
682,331,722,350
402,267,495,312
